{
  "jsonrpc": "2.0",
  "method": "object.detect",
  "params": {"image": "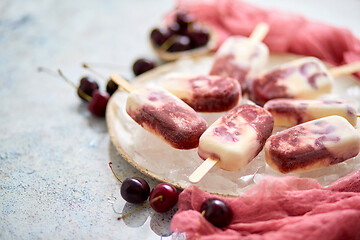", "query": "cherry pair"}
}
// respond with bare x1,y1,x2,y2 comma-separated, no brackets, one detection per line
77,75,110,117
109,162,178,214
150,10,210,52
56,65,120,117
